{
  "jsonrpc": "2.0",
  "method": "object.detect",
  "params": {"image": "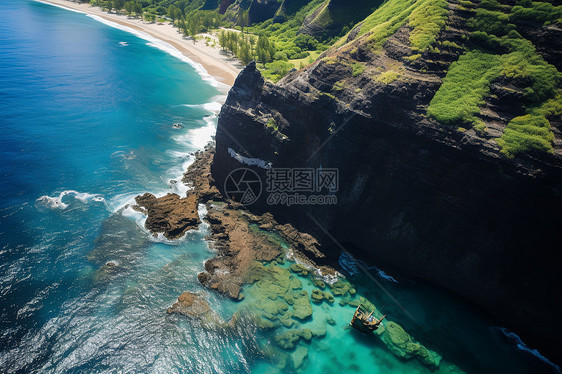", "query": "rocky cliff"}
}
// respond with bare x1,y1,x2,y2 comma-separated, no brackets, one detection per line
211,0,562,362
